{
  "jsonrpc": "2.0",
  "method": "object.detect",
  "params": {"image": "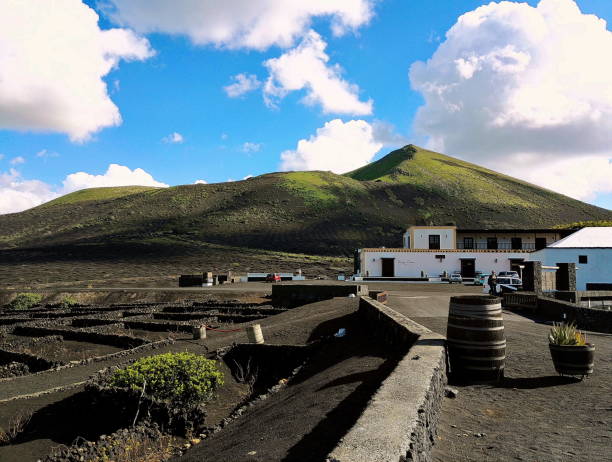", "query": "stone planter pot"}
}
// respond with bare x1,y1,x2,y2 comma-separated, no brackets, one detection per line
549,343,594,378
